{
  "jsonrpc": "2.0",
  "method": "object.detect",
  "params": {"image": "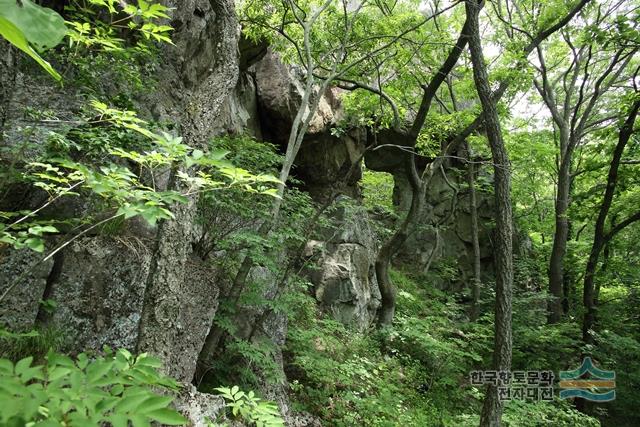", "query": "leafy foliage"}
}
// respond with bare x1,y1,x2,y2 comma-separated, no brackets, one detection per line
0,0,67,80
287,269,481,426
0,327,66,363
286,267,601,426
0,348,187,426
361,169,395,213
214,386,284,427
